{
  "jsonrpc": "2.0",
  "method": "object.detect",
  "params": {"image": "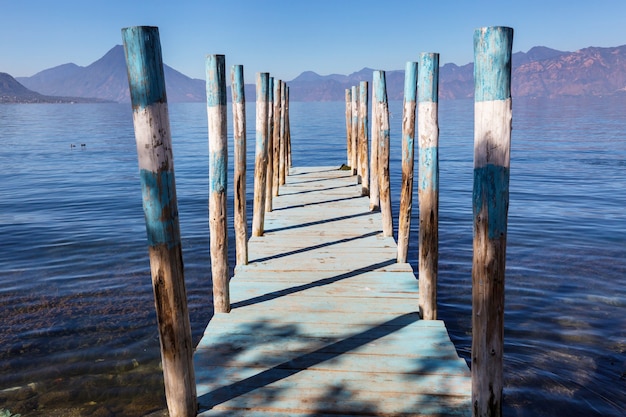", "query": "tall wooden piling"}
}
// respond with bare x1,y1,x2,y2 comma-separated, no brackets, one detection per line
231,64,247,266
471,26,513,417
272,79,282,196
369,79,380,211
351,85,359,177
345,88,352,167
286,86,292,169
279,81,287,185
358,80,369,196
265,77,275,212
417,53,440,320
397,61,417,263
121,26,197,417
374,71,392,236
252,72,270,236
206,54,230,314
